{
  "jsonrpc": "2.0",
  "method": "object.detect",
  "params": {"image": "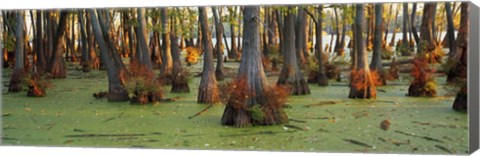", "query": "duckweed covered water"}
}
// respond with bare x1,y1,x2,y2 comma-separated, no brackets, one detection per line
1,61,468,154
